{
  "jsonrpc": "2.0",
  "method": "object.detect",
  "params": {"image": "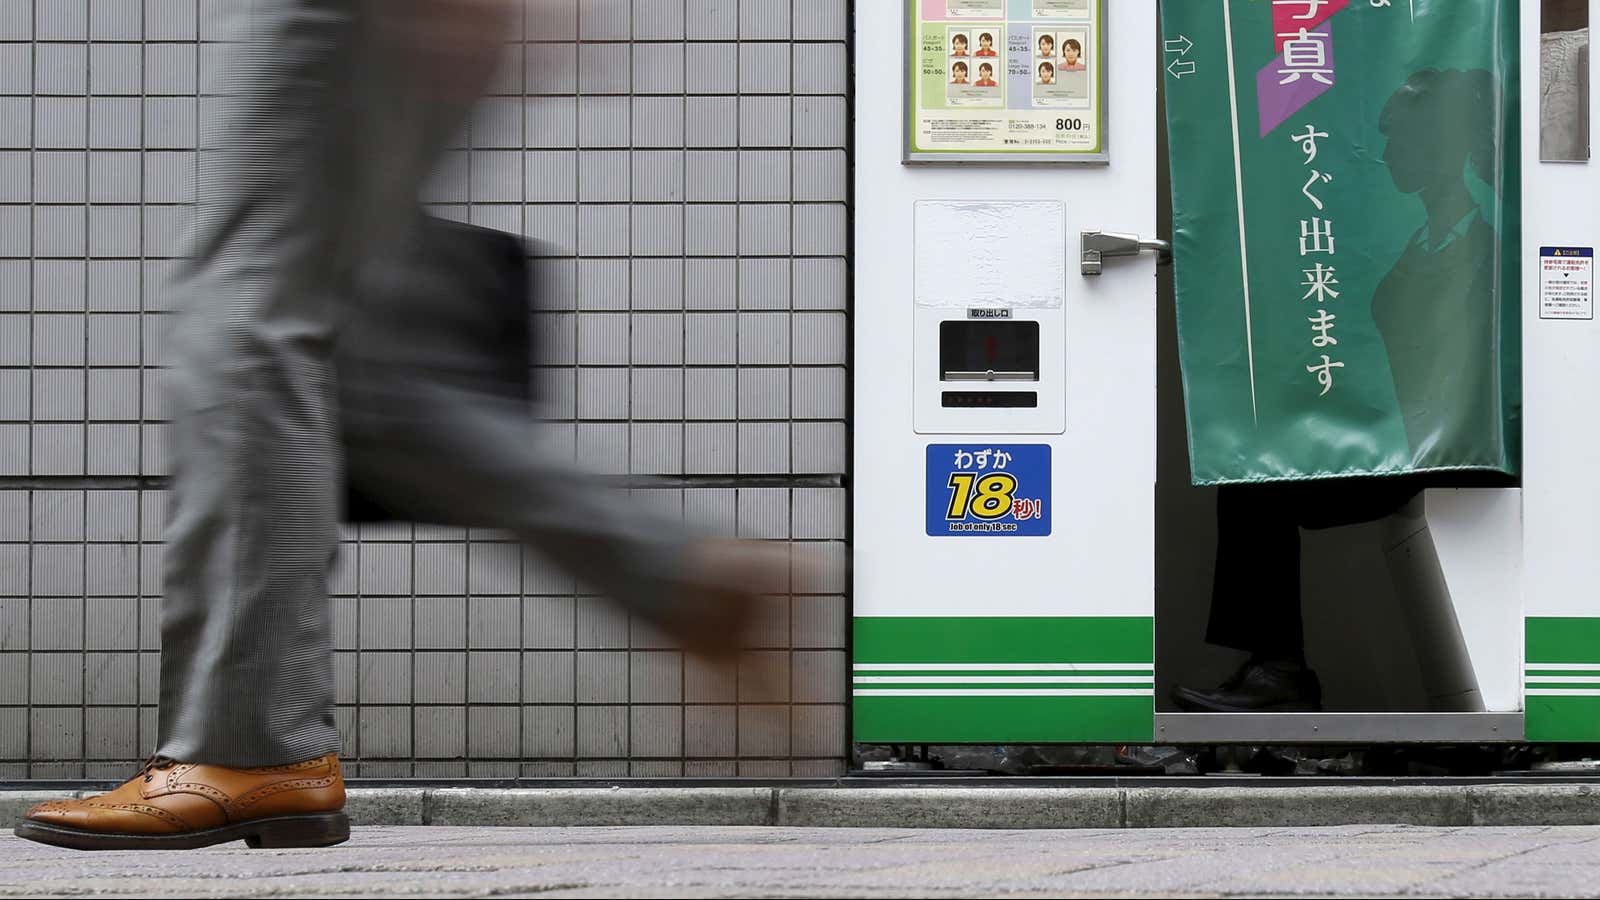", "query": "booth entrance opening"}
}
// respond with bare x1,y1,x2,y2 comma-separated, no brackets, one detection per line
1150,75,1526,742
